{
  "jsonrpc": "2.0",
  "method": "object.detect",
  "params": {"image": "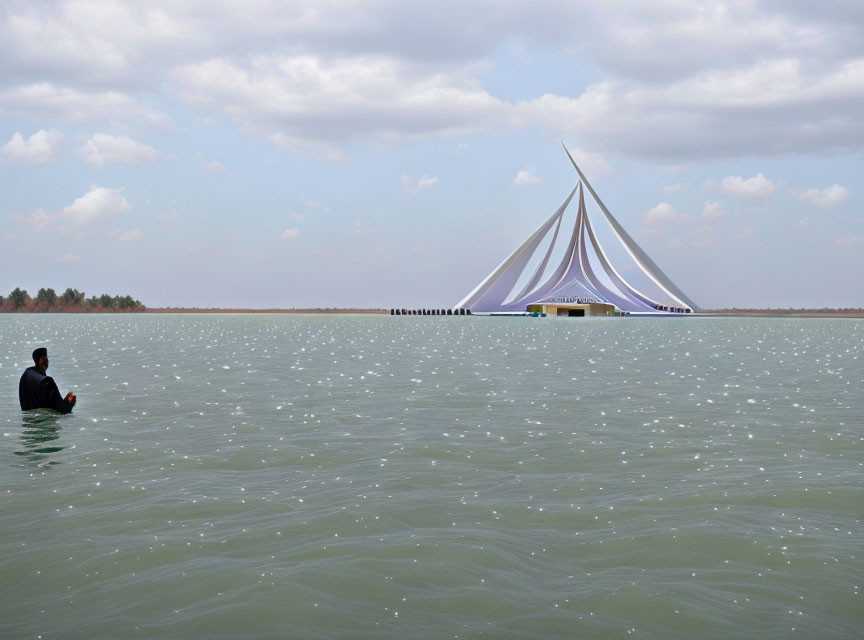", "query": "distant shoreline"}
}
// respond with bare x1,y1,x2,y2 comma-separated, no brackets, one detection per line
3,307,861,317
700,309,864,318
147,307,864,317
144,308,390,314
